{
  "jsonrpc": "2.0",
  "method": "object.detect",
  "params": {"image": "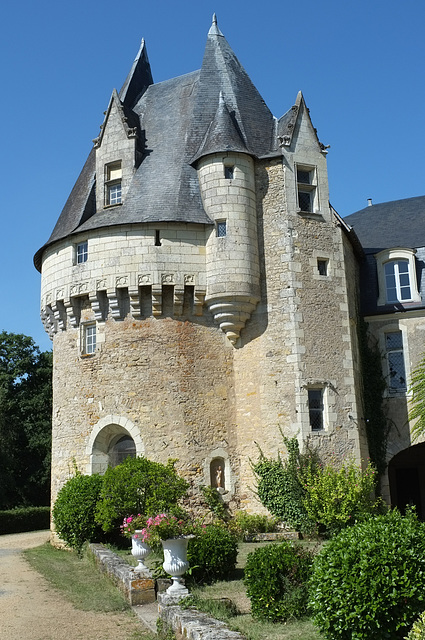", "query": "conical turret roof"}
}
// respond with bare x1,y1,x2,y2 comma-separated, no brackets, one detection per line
34,17,281,271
